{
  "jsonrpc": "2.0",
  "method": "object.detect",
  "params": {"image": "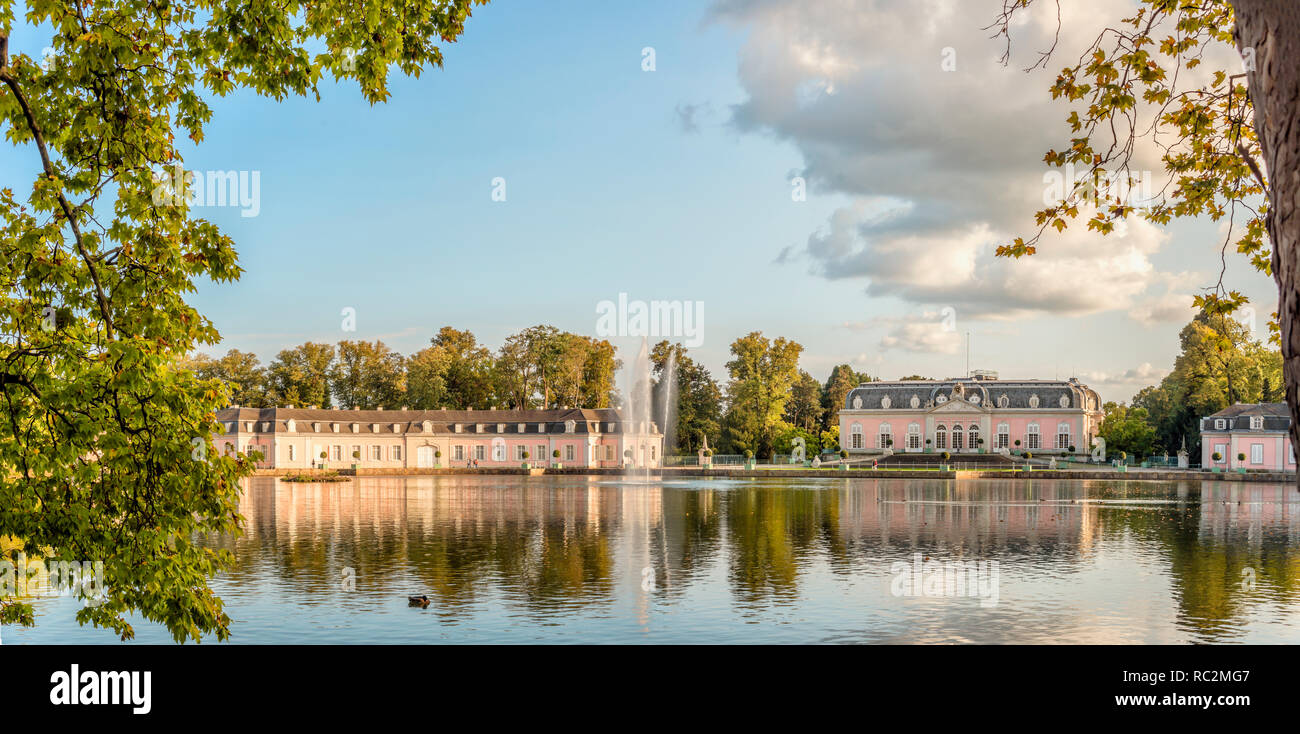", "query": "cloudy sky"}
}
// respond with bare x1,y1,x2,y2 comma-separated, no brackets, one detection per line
2,0,1276,403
